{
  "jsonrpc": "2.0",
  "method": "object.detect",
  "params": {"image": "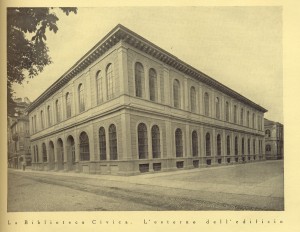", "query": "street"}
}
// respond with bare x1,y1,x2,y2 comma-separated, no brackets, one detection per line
7,160,284,211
